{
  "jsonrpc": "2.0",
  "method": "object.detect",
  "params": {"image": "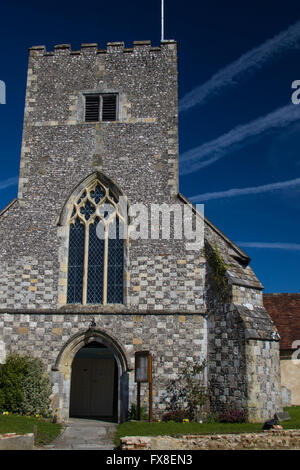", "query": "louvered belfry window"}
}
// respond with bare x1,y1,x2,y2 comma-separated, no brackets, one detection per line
67,180,124,304
85,94,117,122
85,95,100,122
102,95,117,121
